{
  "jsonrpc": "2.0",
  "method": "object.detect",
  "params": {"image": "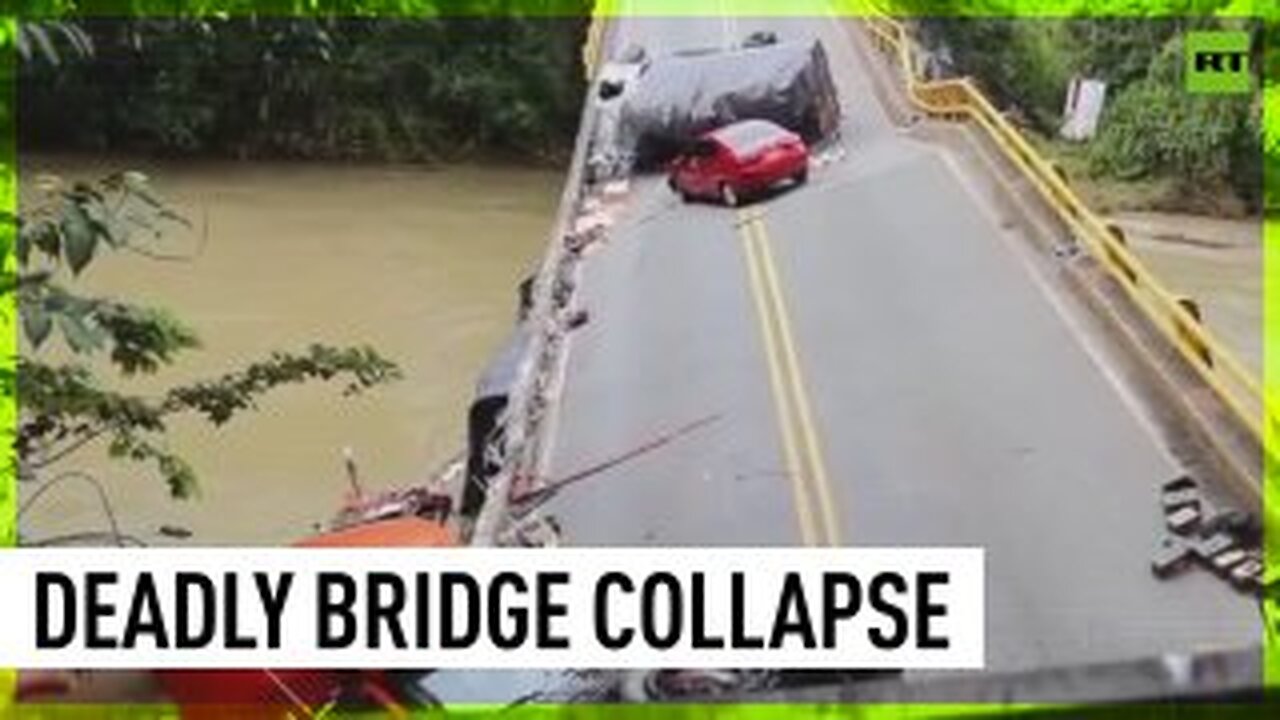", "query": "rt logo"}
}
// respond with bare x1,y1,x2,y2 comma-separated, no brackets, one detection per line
1185,31,1252,94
